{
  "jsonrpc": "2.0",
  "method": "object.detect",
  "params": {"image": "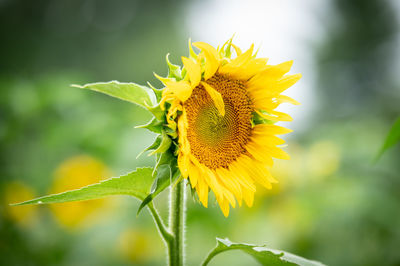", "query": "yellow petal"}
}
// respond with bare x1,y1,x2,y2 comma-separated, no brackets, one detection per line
207,169,236,208
247,61,293,87
250,133,286,146
229,159,257,191
252,124,293,135
164,80,192,102
273,73,302,93
251,96,279,111
215,167,242,206
181,56,201,88
177,153,190,178
177,110,190,155
193,42,219,80
238,156,272,189
242,187,254,207
196,178,208,208
247,63,300,96
248,139,290,160
231,43,242,56
245,142,274,166
220,44,254,73
228,58,268,81
277,95,301,105
256,110,293,122
201,82,225,116
188,162,199,188
217,197,230,217
268,147,290,160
